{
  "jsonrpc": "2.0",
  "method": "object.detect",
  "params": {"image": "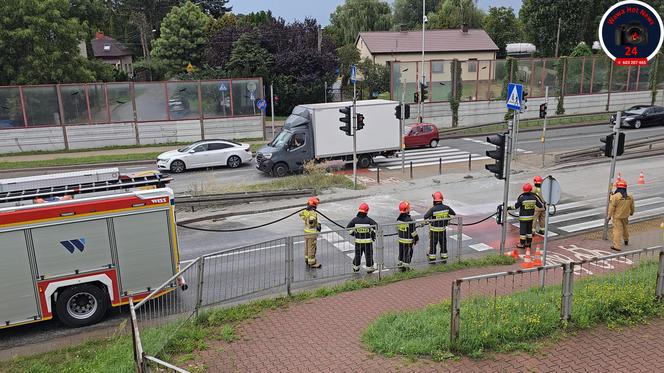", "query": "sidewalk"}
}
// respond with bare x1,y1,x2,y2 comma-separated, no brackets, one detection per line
194,222,663,372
